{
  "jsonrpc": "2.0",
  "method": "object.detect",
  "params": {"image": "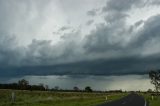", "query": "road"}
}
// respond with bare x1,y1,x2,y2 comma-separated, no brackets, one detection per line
98,93,148,106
